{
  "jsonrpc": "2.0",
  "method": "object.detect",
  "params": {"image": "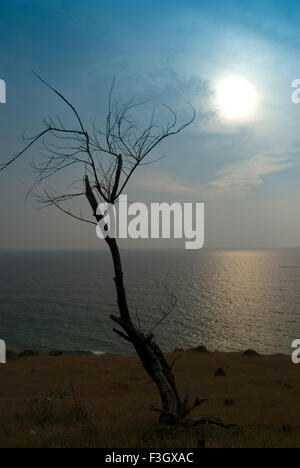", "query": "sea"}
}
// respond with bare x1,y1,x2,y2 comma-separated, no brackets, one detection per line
0,249,299,355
